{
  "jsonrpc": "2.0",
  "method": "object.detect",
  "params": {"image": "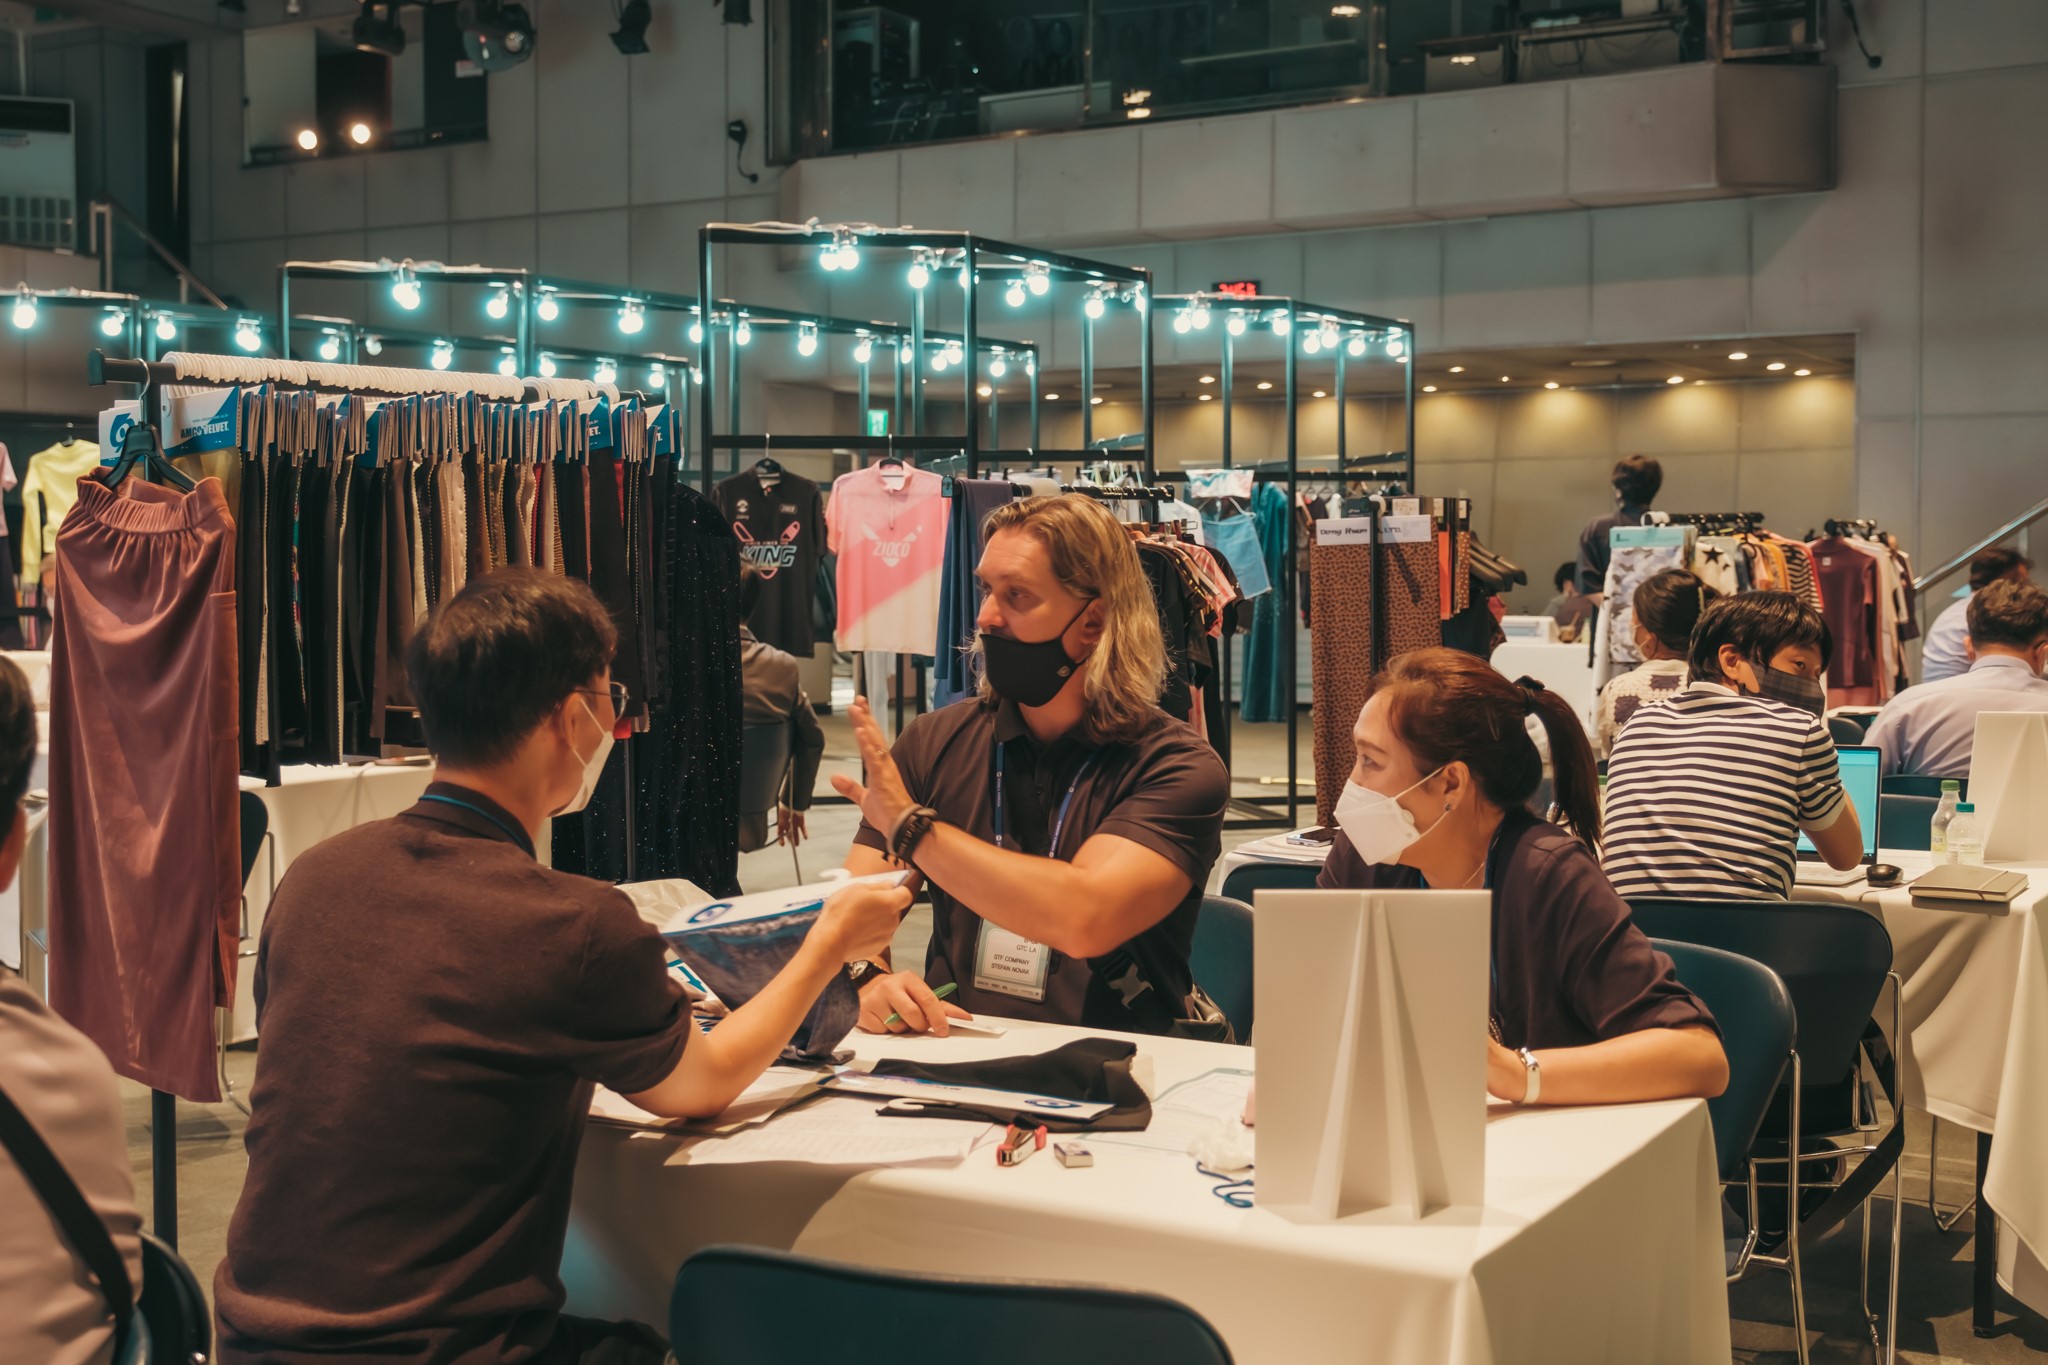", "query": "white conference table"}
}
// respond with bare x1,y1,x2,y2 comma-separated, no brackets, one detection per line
1791,851,2048,1320
565,1020,1730,1365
